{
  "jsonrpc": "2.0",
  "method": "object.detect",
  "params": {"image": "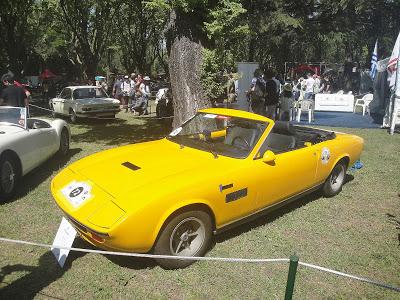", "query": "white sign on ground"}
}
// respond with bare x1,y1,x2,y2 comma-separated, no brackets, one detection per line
51,217,77,268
